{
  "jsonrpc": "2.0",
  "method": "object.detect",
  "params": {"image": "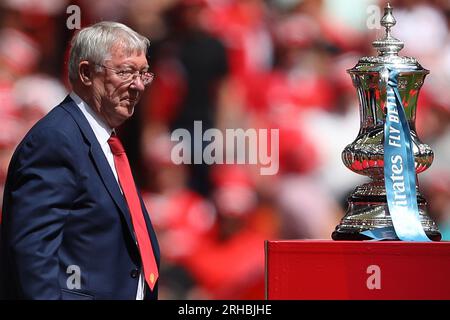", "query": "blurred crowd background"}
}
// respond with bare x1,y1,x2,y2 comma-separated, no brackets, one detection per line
1,0,450,299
